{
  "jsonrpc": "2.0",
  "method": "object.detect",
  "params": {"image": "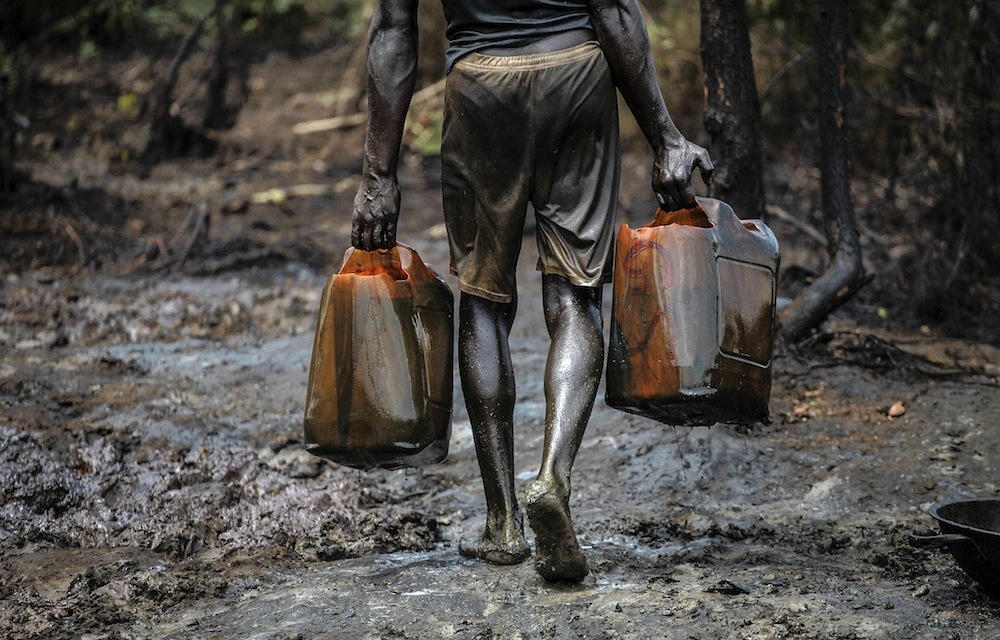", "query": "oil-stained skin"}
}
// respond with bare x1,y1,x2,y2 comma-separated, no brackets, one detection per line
456,275,603,579
351,0,714,582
